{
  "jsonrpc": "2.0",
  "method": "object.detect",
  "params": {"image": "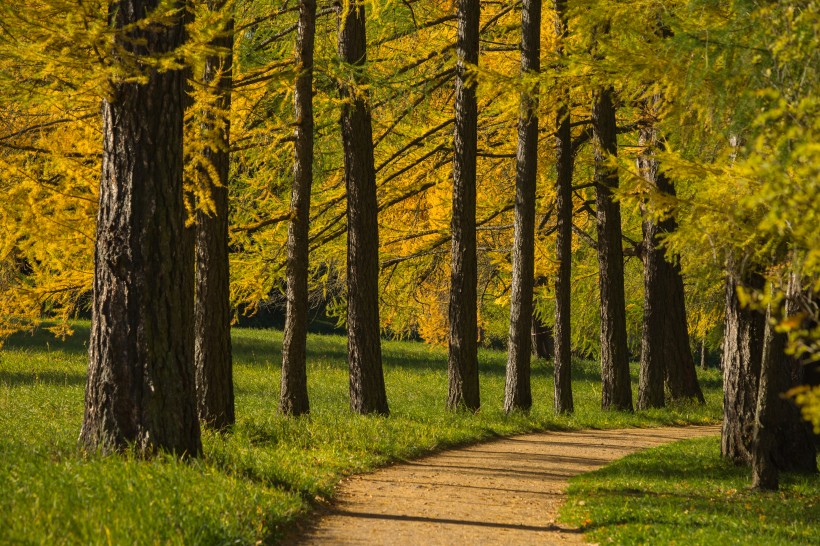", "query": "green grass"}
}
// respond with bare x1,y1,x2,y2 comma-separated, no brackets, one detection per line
561,436,820,545
0,322,722,544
